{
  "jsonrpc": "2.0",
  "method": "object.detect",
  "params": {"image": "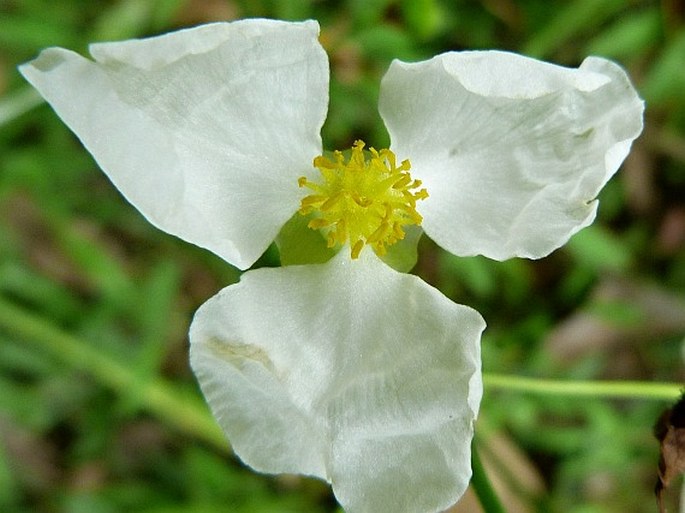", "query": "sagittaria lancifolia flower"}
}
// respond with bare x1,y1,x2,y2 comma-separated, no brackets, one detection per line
20,18,643,513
